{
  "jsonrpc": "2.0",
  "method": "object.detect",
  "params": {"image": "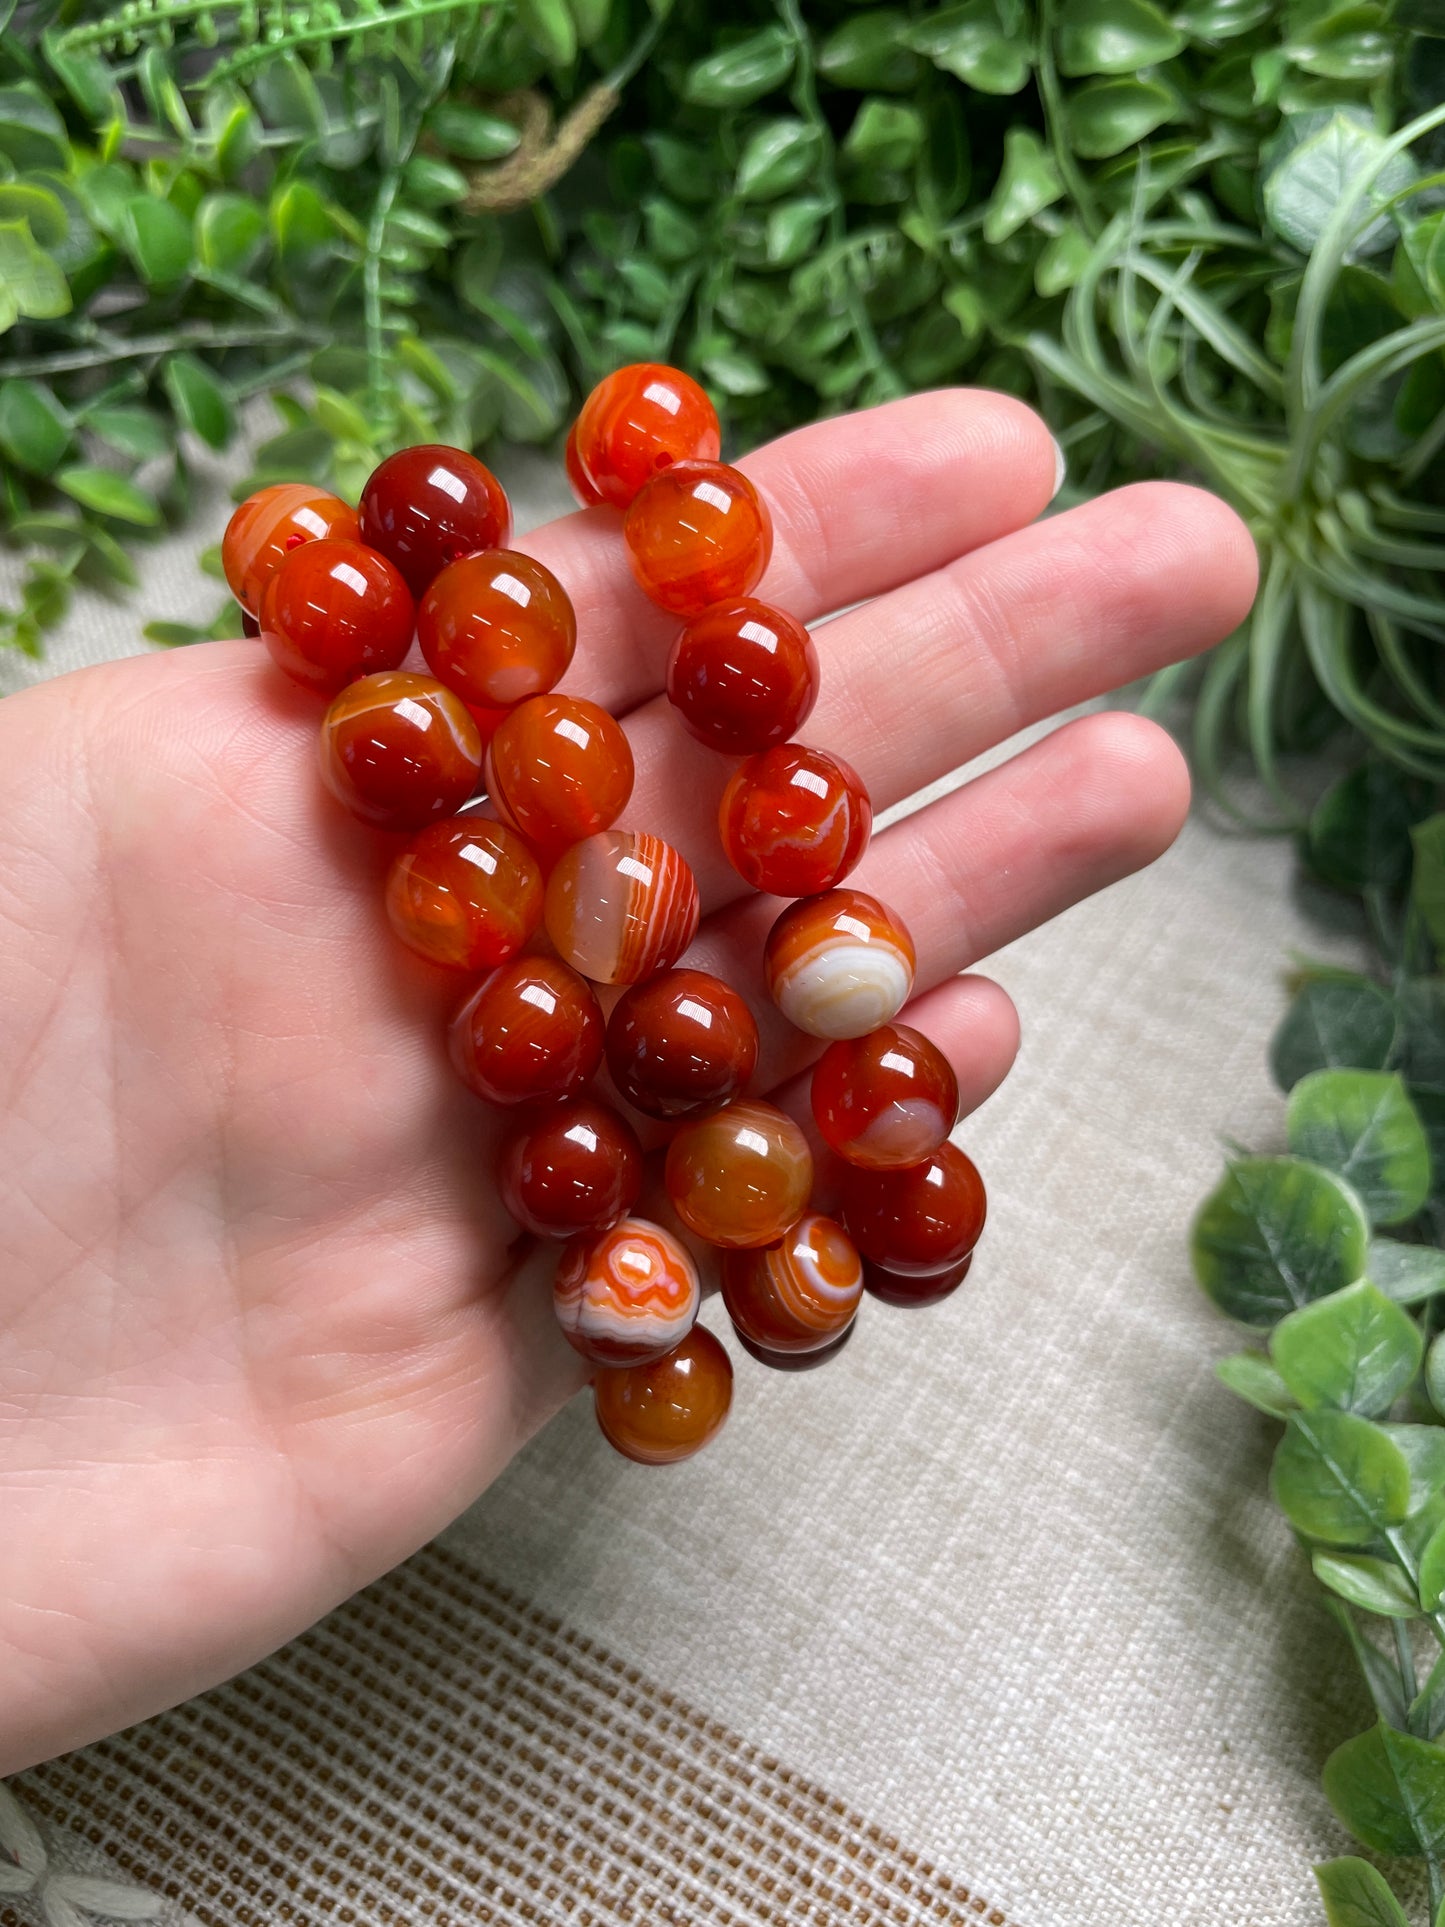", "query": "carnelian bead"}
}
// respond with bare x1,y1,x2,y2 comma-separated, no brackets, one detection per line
358,445,511,596
545,830,700,987
499,1097,643,1240
719,744,872,898
864,1251,973,1309
664,1097,813,1250
624,460,773,618
418,550,575,709
449,955,603,1107
485,695,634,865
841,1143,986,1277
735,1321,858,1372
765,888,916,1040
385,816,542,971
222,483,359,615
721,1213,863,1354
810,1022,959,1171
318,671,482,831
260,536,414,695
565,422,607,506
666,598,820,755
555,1216,700,1366
606,968,759,1120
573,363,721,509
593,1323,733,1465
